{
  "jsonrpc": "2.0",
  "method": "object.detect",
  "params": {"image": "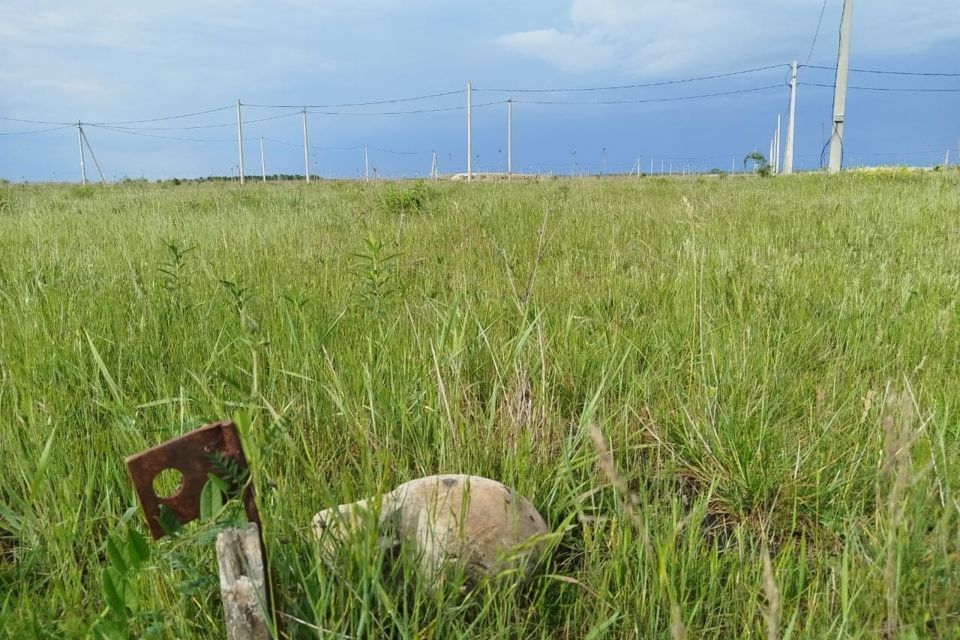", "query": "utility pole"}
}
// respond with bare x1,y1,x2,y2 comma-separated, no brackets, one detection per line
236,100,245,184
829,0,854,174
602,147,607,176
259,137,266,182
769,138,775,170
77,122,87,186
650,158,654,175
775,114,781,174
79,126,106,185
784,60,798,174
507,98,512,179
731,156,736,174
466,82,473,182
430,151,438,179
301,108,310,182
364,145,370,182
